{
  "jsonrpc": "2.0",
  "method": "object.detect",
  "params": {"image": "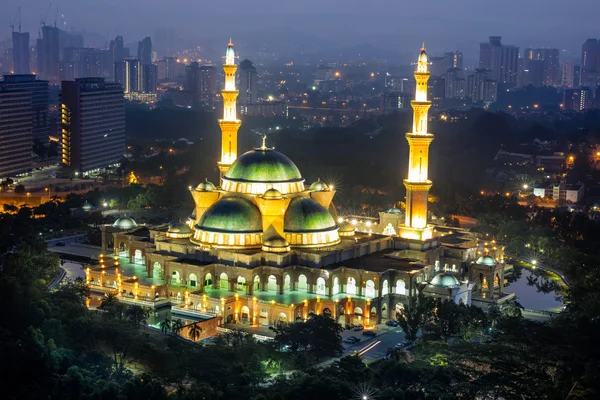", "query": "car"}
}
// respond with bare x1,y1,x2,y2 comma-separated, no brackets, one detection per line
55,241,66,247
385,320,398,327
395,339,413,349
353,324,364,331
343,337,360,344
362,330,377,337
